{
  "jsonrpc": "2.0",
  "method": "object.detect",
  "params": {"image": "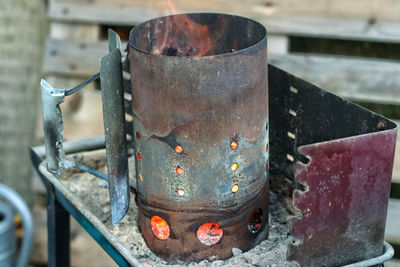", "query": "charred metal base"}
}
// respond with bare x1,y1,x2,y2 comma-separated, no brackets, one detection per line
138,186,268,262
